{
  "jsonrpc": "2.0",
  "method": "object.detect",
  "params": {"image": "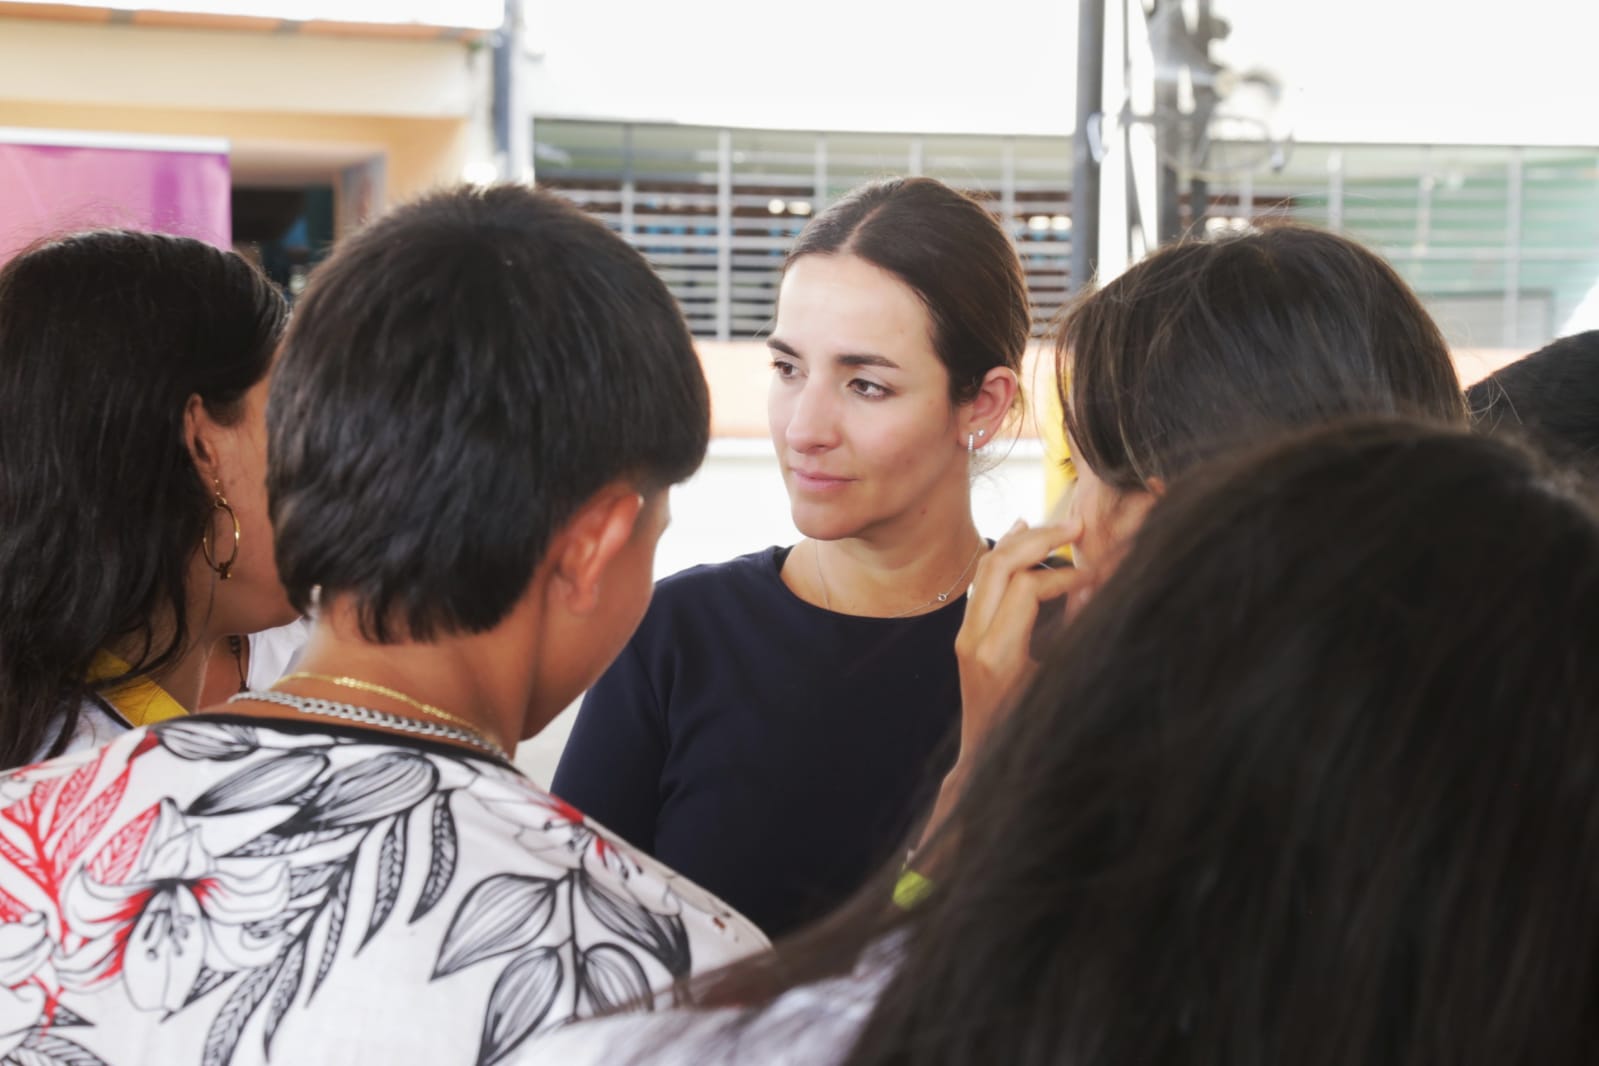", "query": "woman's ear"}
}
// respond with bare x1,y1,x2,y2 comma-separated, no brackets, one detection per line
1146,475,1168,497
964,366,1021,441
184,393,222,487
